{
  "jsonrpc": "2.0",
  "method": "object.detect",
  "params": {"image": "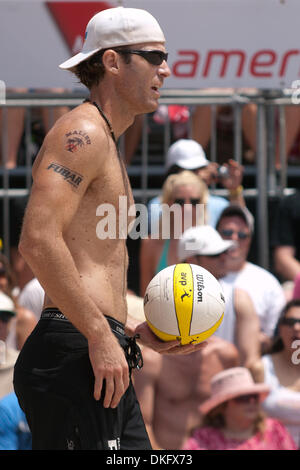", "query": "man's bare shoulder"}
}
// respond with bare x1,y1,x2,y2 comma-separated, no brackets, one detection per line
32,104,114,187
51,104,108,145
40,104,108,160
203,336,239,363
